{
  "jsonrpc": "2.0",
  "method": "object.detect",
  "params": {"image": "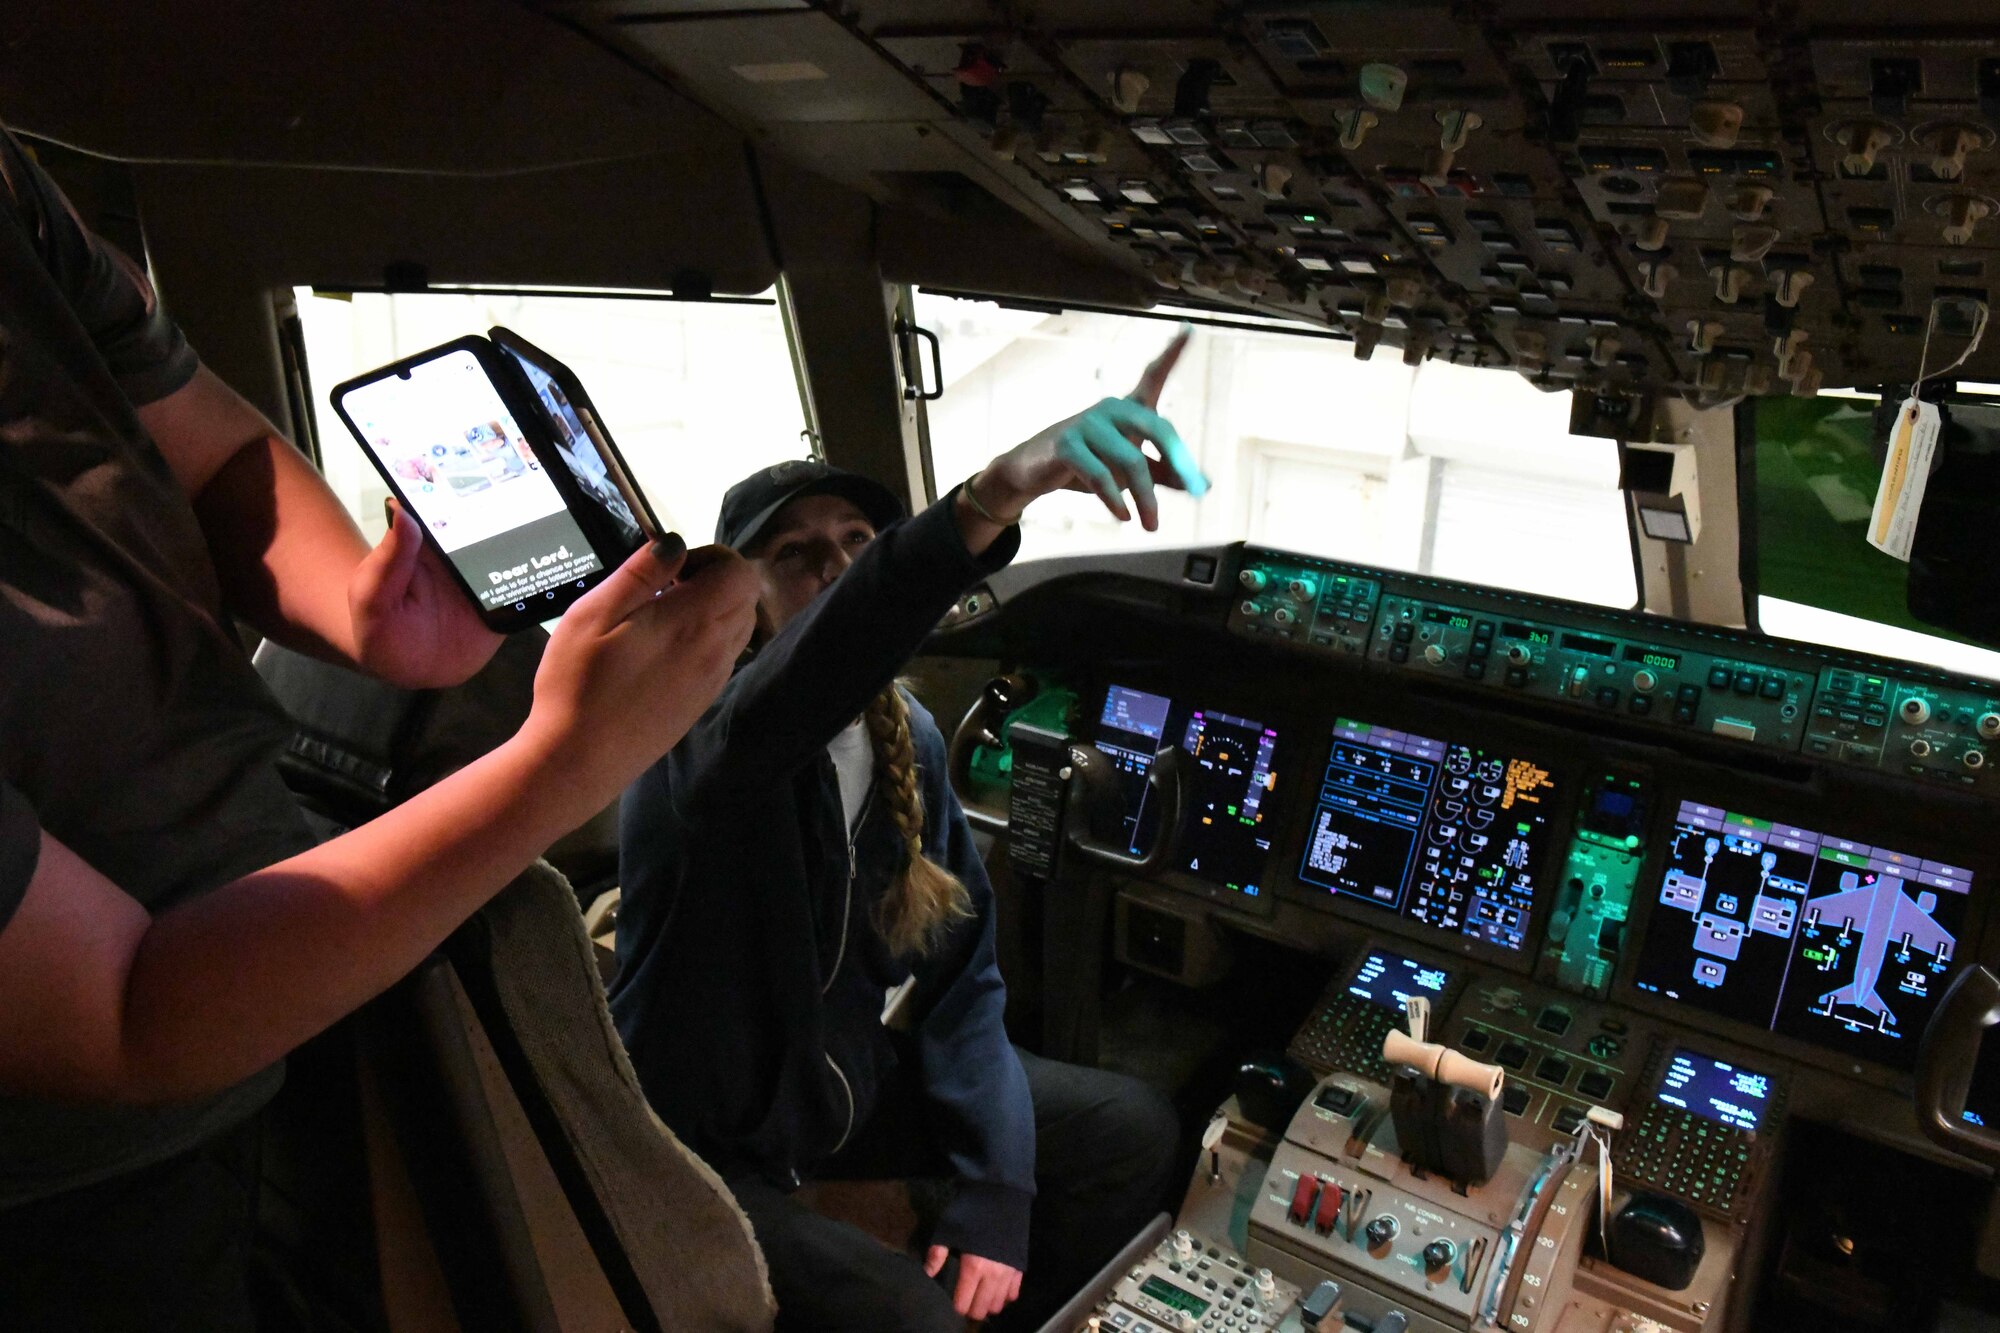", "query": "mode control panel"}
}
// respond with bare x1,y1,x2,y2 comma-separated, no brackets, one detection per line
1233,554,1383,657
1807,665,2000,790
1440,977,1648,1146
1366,595,1810,753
